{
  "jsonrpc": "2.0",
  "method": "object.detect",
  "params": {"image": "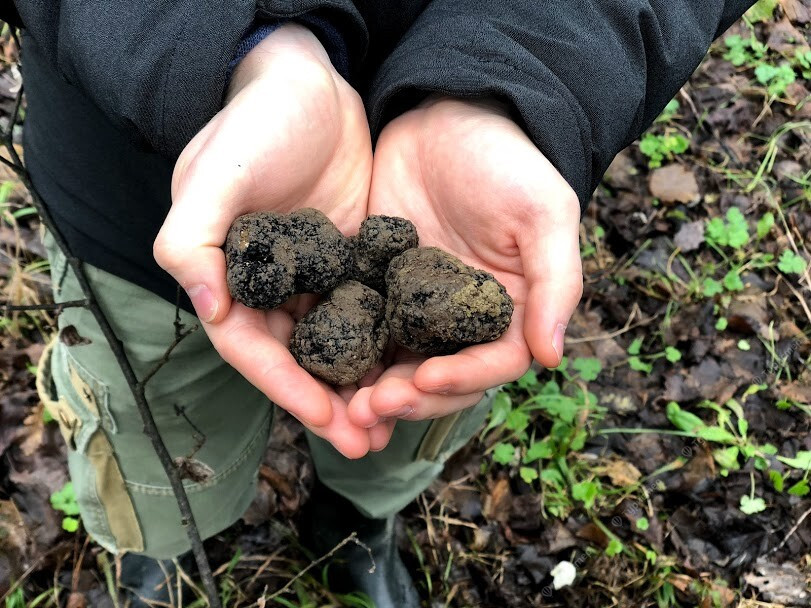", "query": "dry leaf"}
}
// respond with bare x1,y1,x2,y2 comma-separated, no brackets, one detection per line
603,459,642,487
780,0,811,22
0,499,30,572
674,220,705,252
19,402,46,456
482,477,511,523
649,164,700,203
